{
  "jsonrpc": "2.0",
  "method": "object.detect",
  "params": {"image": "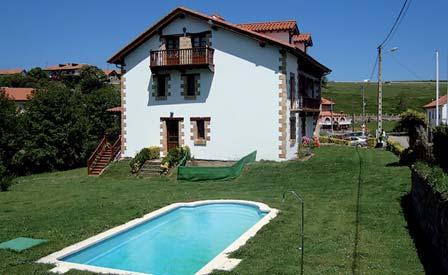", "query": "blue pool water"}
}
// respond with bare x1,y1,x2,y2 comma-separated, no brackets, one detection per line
62,203,267,275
